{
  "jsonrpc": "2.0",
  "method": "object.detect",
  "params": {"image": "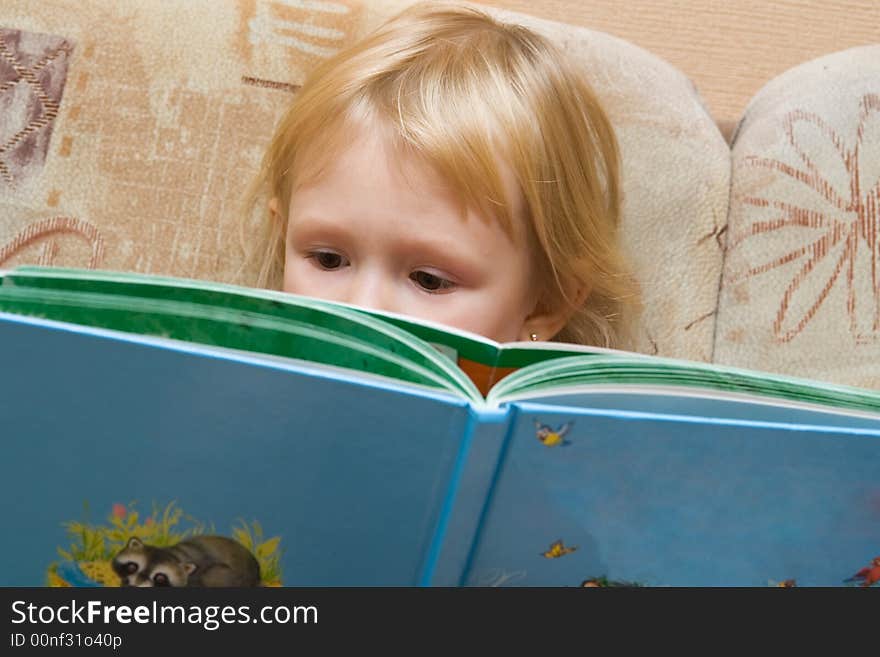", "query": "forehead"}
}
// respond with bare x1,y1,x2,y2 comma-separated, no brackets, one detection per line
289,118,527,242
292,133,524,247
